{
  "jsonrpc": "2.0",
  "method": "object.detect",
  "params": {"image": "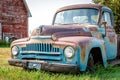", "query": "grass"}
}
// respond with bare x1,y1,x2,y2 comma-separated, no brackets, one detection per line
0,48,120,80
